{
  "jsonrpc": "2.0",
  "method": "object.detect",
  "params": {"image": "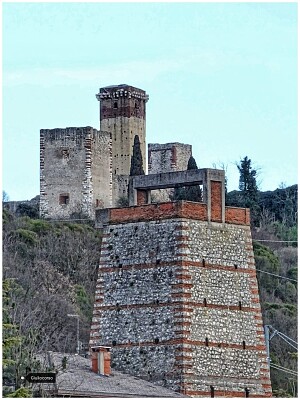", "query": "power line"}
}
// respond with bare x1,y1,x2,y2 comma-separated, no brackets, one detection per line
267,326,298,350
254,239,298,244
270,363,297,377
277,331,298,346
276,333,298,351
256,269,297,283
